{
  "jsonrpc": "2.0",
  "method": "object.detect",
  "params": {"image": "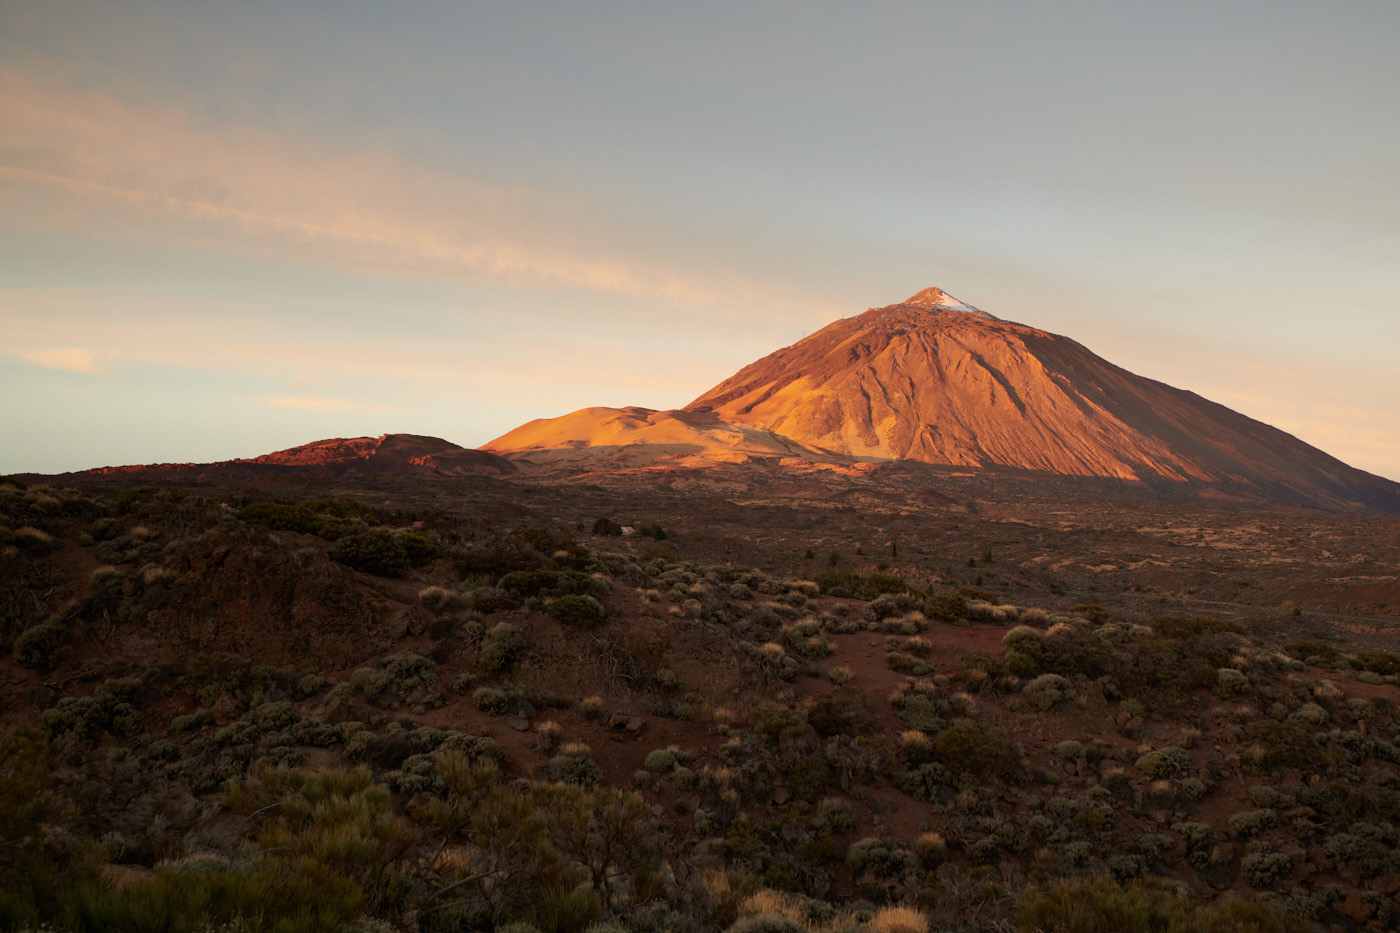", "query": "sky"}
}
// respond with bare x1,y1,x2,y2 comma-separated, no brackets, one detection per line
3,1,1399,480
